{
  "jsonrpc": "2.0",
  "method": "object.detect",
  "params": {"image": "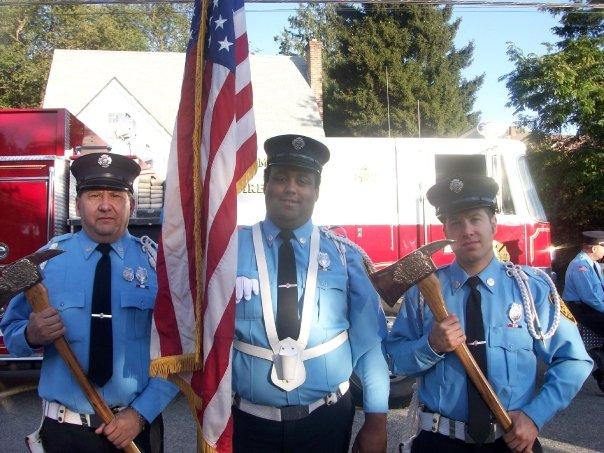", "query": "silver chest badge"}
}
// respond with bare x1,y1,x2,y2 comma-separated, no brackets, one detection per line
135,266,148,288
508,303,523,327
318,252,330,270
122,267,134,282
